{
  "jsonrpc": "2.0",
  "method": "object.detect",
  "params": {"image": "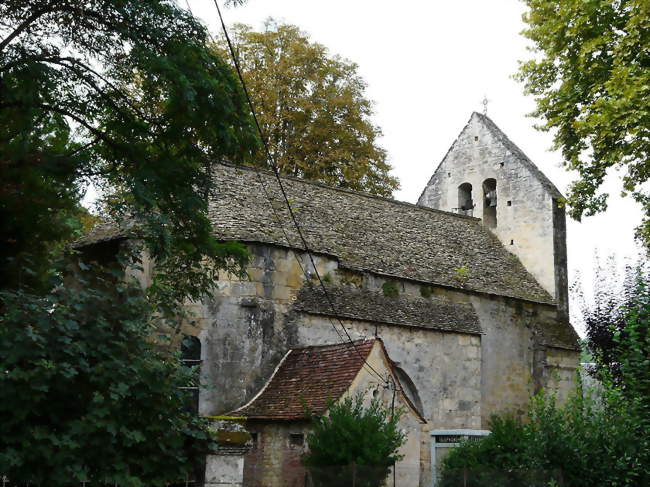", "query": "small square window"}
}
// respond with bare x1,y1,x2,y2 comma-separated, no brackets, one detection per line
507,201,512,206
289,433,304,448
474,136,479,141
